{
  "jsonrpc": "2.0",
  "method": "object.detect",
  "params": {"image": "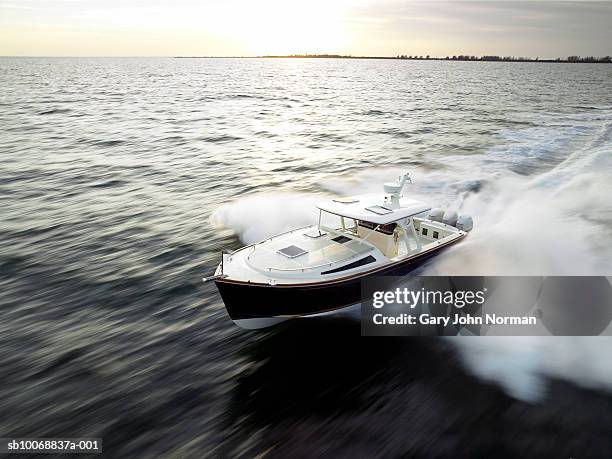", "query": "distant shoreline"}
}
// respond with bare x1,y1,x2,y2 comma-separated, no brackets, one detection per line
176,54,612,64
